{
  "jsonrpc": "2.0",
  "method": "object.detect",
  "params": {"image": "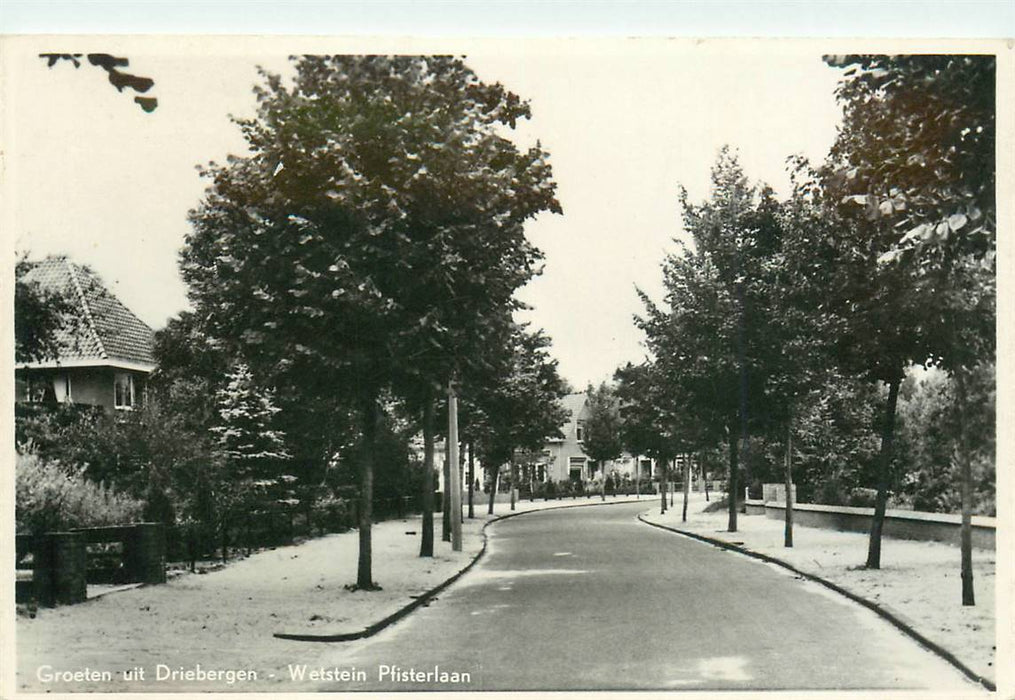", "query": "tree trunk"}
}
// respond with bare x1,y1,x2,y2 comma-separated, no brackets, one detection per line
635,458,640,498
682,454,690,522
459,441,466,524
866,374,902,569
356,397,379,589
600,461,606,501
467,440,475,519
660,460,667,514
954,367,975,605
487,465,497,515
419,398,435,557
784,421,794,548
669,458,675,508
736,277,750,514
448,384,462,552
442,442,451,543
727,430,739,532
702,459,710,502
